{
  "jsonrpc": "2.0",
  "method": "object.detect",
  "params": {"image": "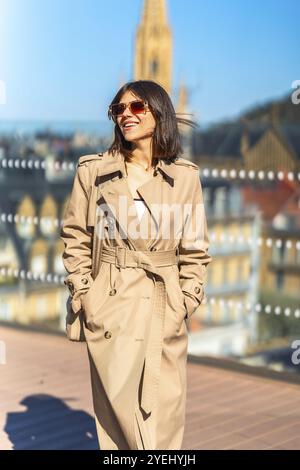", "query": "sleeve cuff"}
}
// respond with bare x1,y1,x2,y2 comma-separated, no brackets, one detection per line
64,272,93,296
180,278,204,318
